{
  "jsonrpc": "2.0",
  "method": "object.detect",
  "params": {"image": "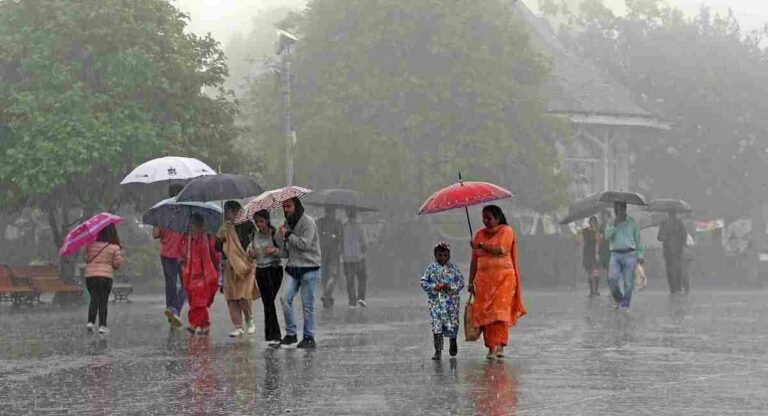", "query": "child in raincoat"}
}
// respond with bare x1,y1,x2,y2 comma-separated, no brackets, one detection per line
181,213,221,335
420,242,465,360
